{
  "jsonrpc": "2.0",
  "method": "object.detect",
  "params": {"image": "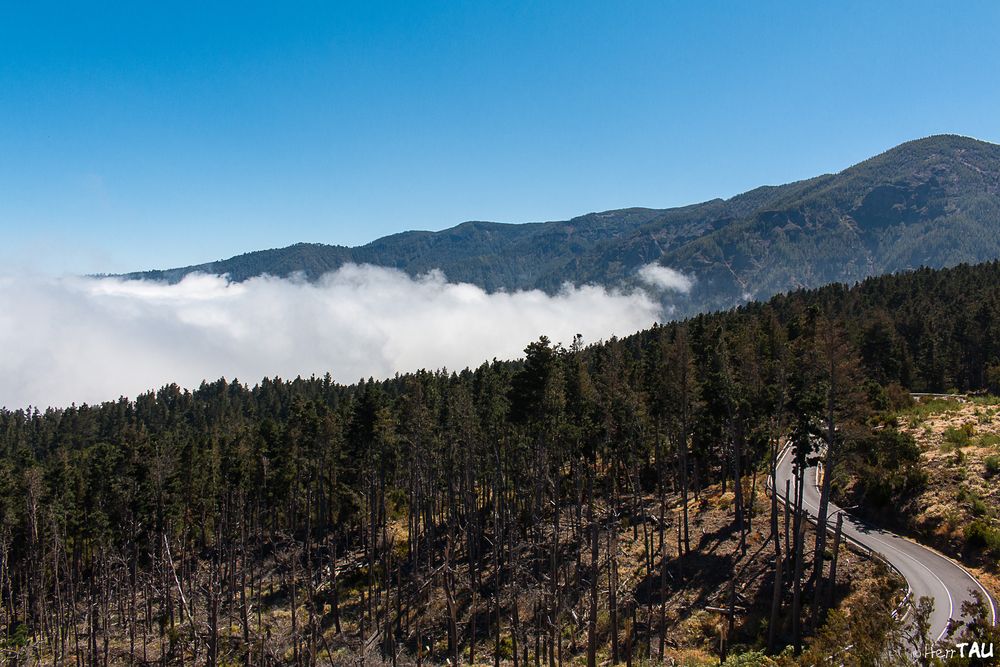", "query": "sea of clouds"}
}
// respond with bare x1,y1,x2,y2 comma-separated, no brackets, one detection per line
0,263,691,409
